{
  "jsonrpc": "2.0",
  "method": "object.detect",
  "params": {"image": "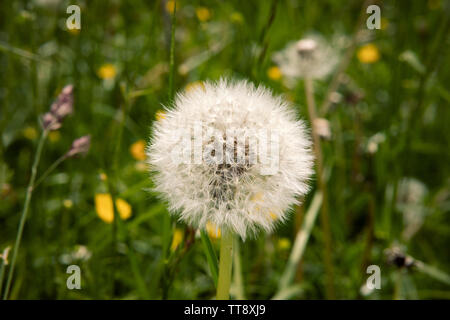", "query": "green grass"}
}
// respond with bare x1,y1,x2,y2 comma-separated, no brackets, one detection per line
0,0,449,299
